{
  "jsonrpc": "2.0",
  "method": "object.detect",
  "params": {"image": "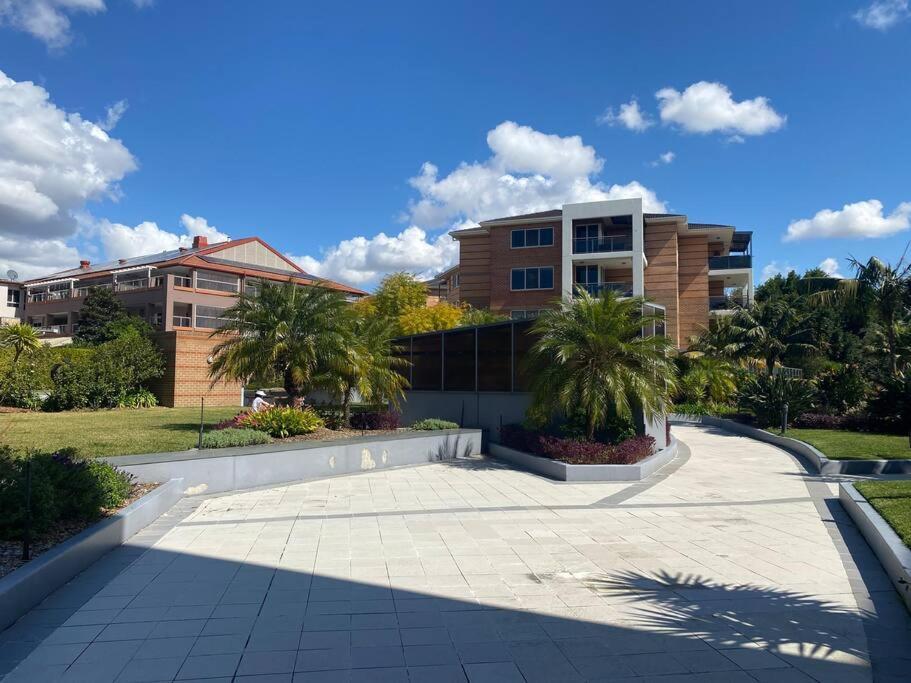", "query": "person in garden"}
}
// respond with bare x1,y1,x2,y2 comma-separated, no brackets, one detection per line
252,390,273,412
